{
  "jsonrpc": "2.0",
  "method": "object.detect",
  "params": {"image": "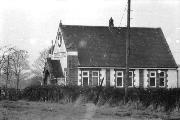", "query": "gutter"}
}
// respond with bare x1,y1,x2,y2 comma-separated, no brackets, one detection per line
78,66,177,70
